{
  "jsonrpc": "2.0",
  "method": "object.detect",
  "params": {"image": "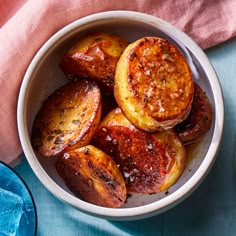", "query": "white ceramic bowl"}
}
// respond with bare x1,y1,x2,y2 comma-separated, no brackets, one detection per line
17,11,224,220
